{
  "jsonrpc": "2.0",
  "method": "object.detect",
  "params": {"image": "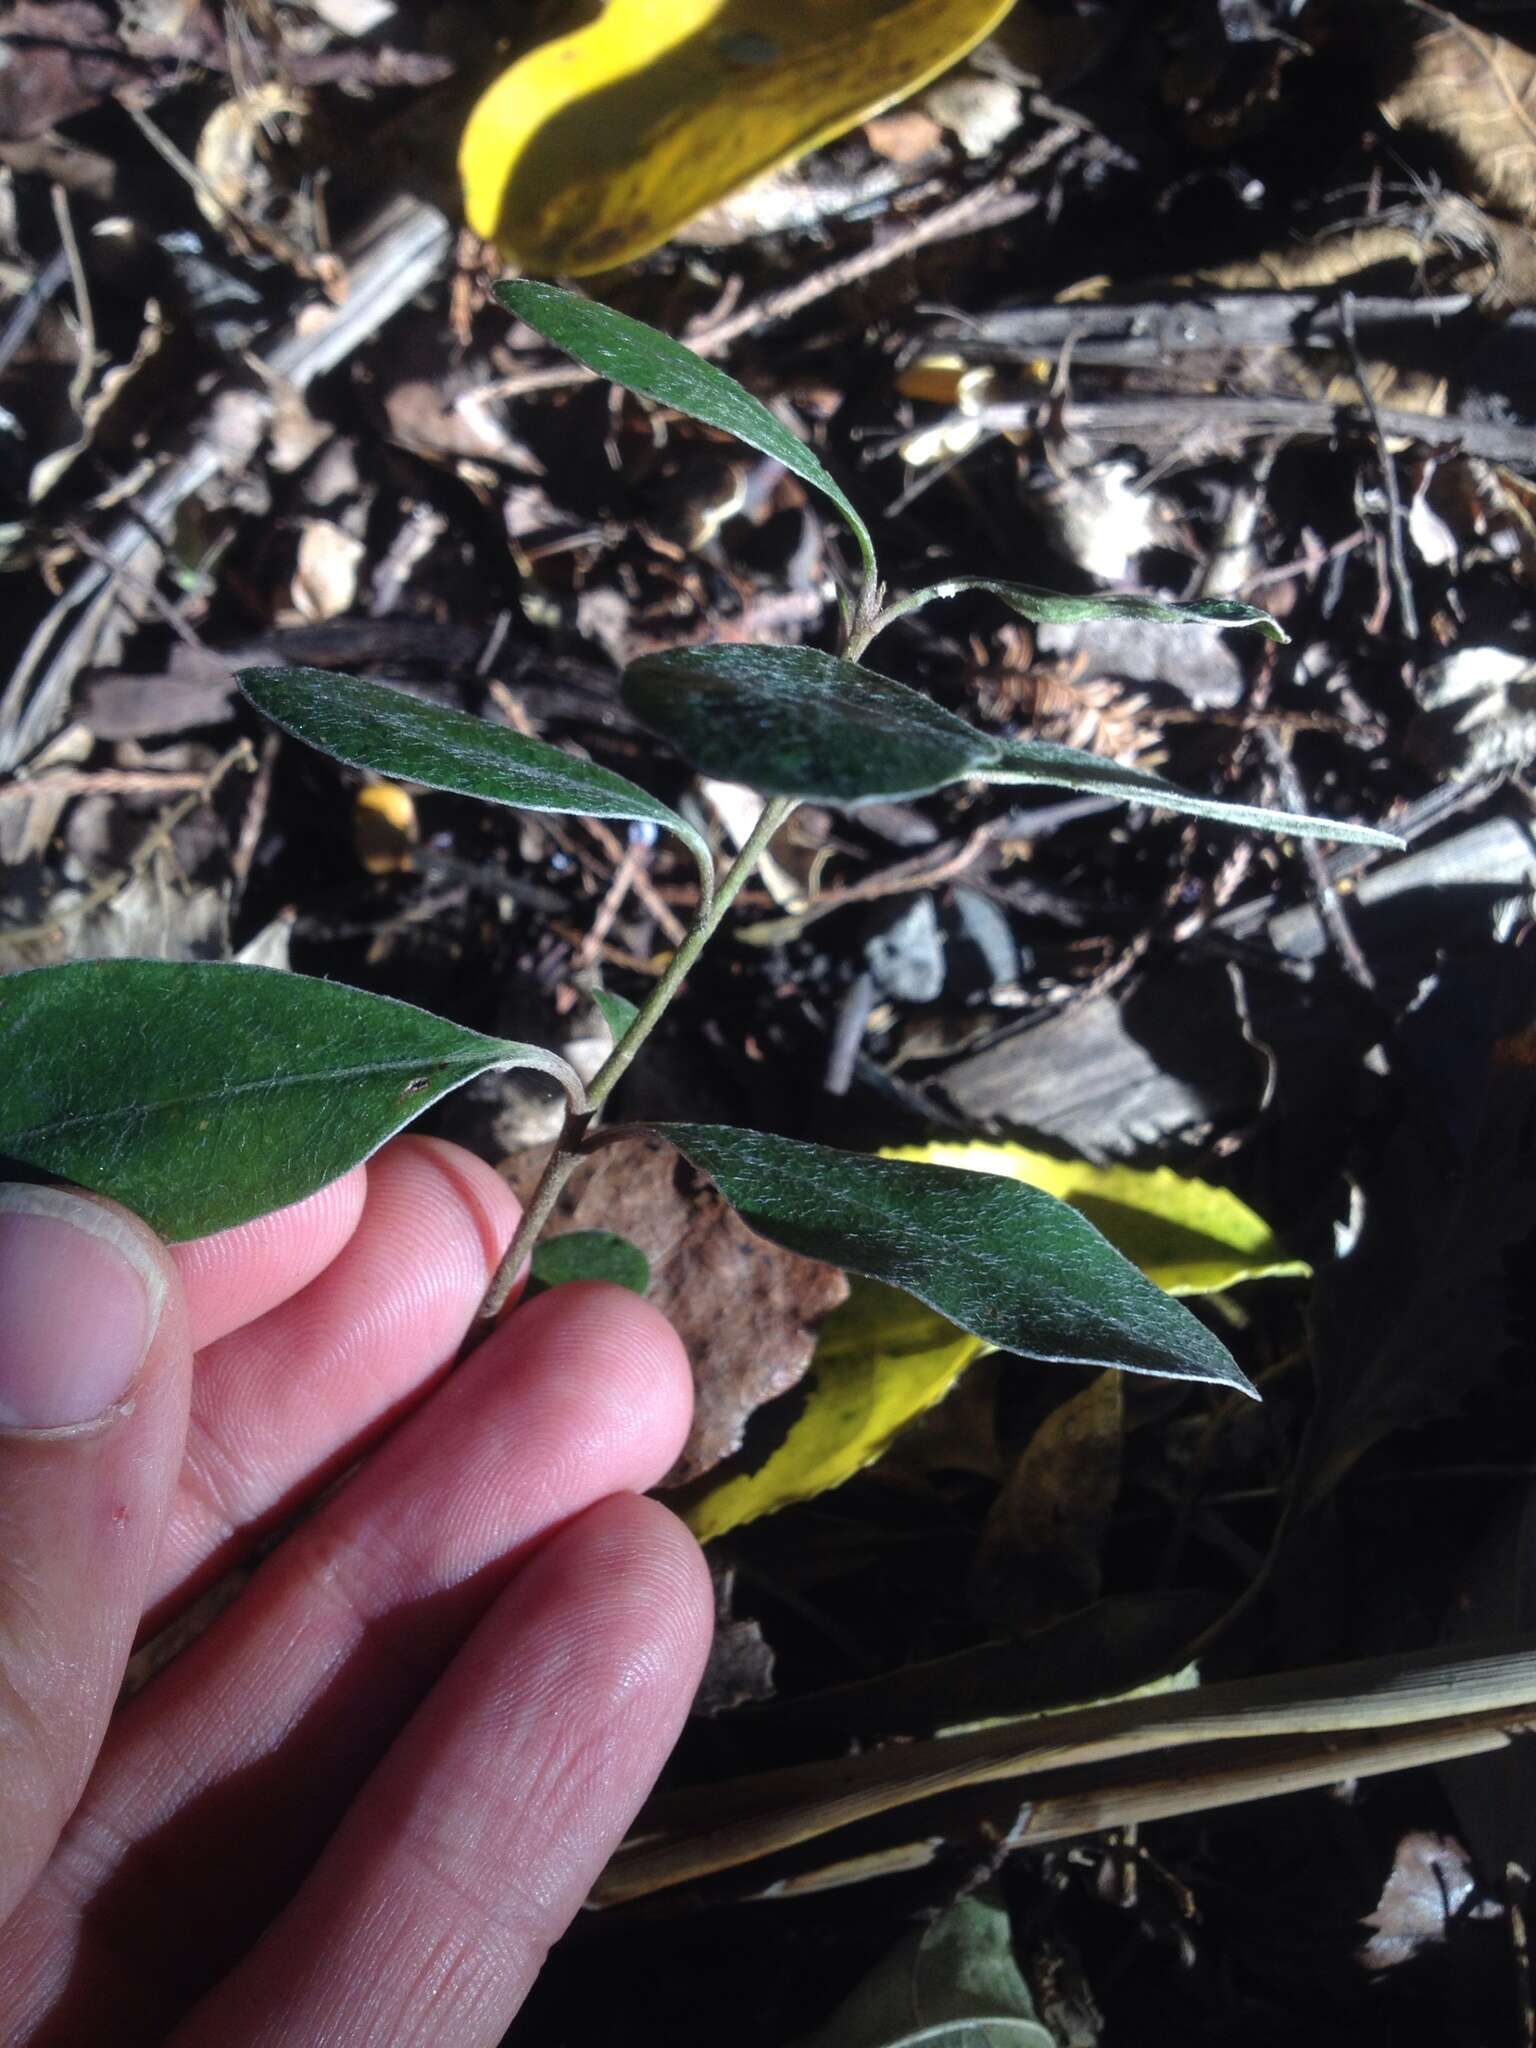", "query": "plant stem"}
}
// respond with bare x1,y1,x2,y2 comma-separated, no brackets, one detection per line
587,793,795,1112
844,583,943,663
471,792,797,1328
475,1144,583,1325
